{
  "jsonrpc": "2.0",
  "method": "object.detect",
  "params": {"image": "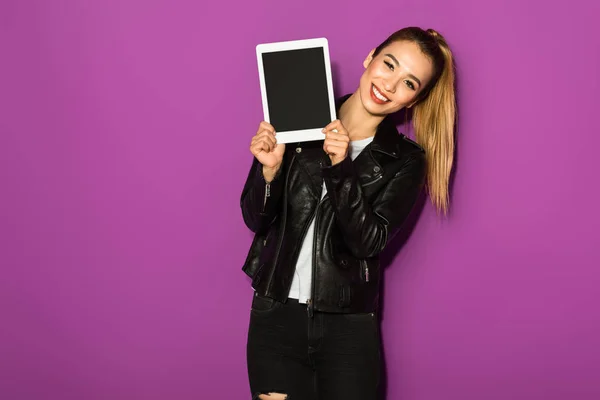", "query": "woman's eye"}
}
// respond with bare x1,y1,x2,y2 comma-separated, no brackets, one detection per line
384,61,394,71
405,80,415,91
